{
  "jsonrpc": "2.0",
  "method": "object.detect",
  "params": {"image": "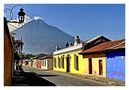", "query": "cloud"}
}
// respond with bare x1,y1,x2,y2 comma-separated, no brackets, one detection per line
24,16,32,23
8,15,30,32
8,16,43,32
33,16,42,20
